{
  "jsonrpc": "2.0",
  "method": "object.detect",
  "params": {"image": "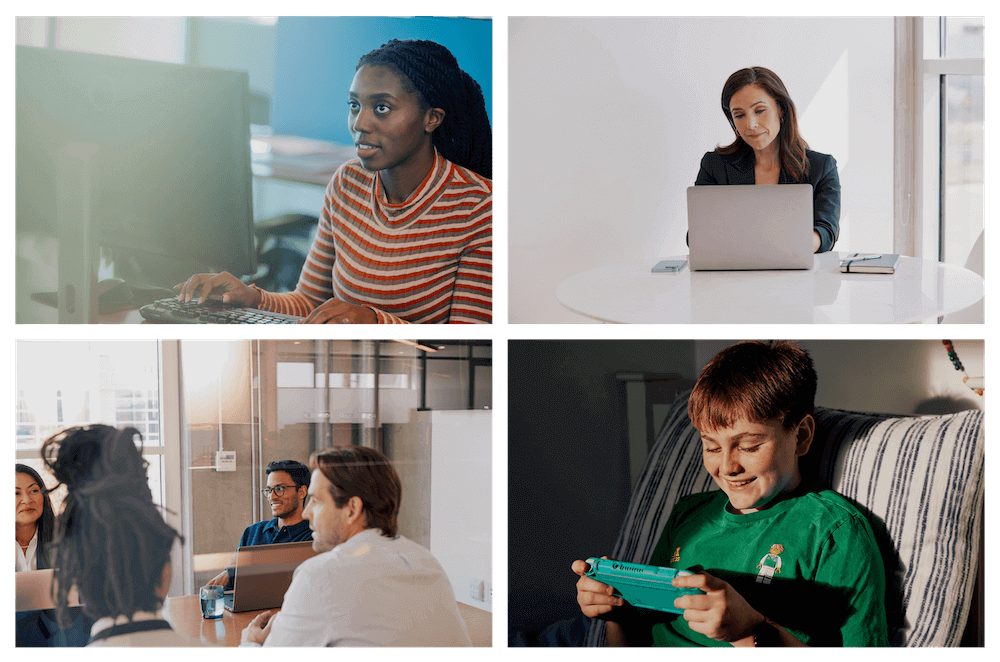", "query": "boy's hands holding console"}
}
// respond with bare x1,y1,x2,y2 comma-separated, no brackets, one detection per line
573,559,804,647
572,557,639,646
572,557,626,619
672,571,769,646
